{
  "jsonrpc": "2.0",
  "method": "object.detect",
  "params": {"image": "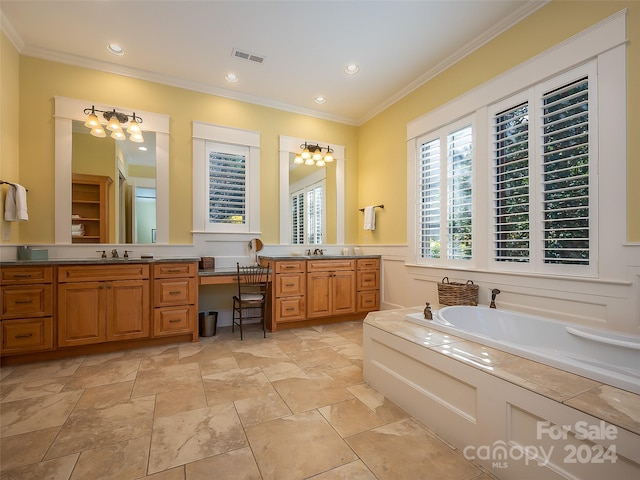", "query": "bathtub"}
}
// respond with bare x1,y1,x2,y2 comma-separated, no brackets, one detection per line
406,306,640,395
